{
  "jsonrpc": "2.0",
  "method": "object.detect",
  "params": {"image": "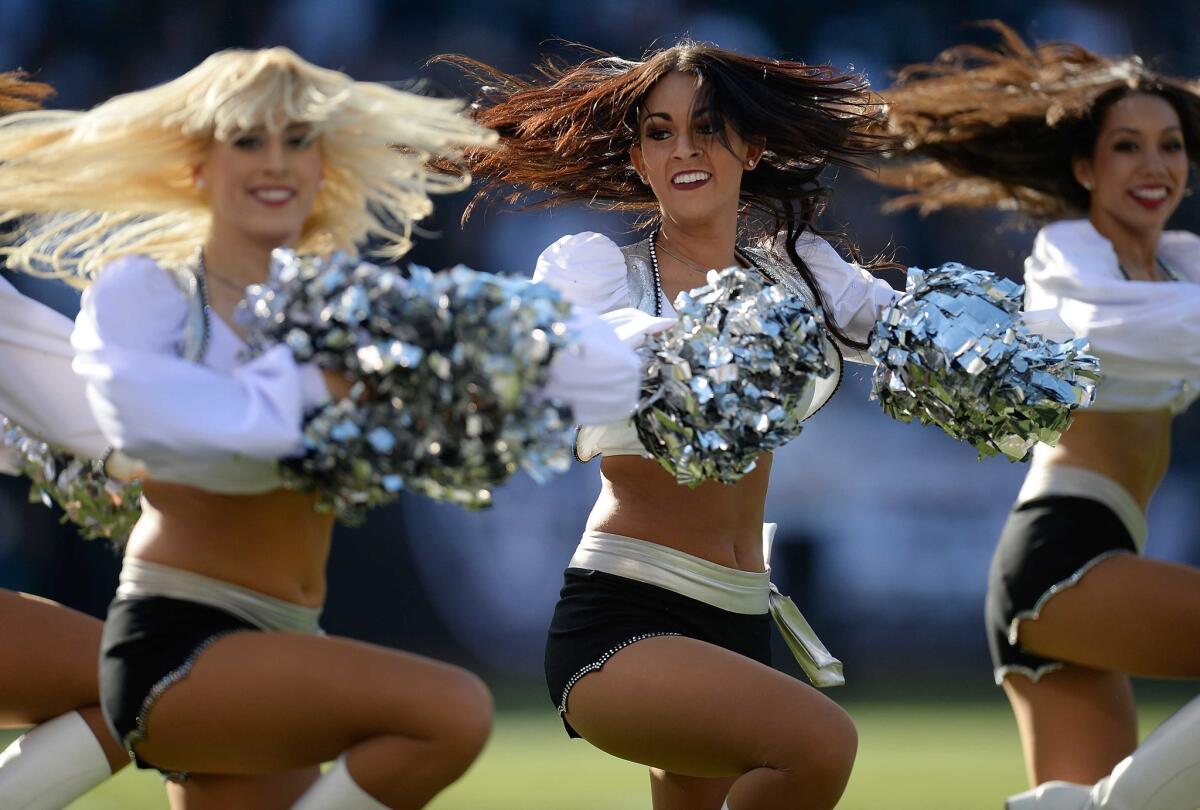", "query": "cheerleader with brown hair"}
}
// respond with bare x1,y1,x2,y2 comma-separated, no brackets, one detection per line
438,40,916,810
0,71,130,810
877,23,1200,809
